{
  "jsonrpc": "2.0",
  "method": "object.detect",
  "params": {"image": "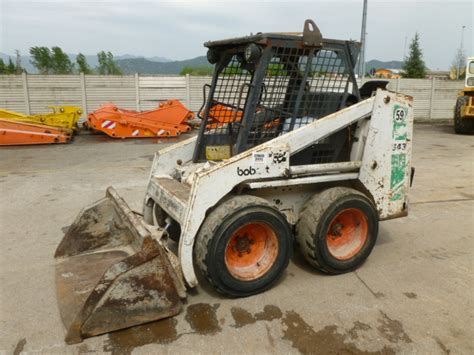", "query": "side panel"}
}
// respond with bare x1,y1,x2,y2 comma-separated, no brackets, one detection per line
358,90,414,219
